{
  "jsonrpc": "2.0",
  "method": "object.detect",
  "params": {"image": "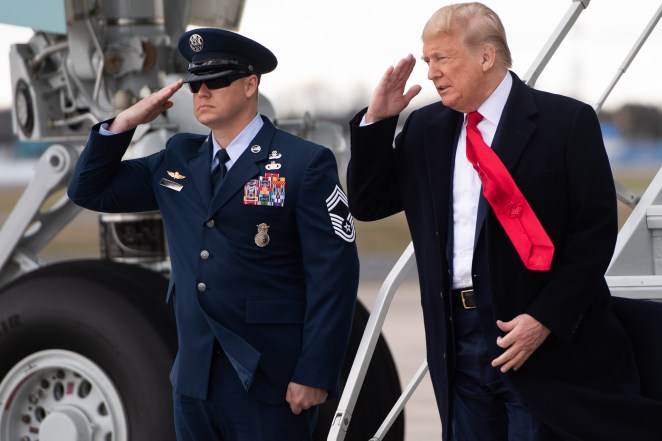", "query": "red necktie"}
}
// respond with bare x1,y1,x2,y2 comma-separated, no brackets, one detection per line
465,111,554,271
